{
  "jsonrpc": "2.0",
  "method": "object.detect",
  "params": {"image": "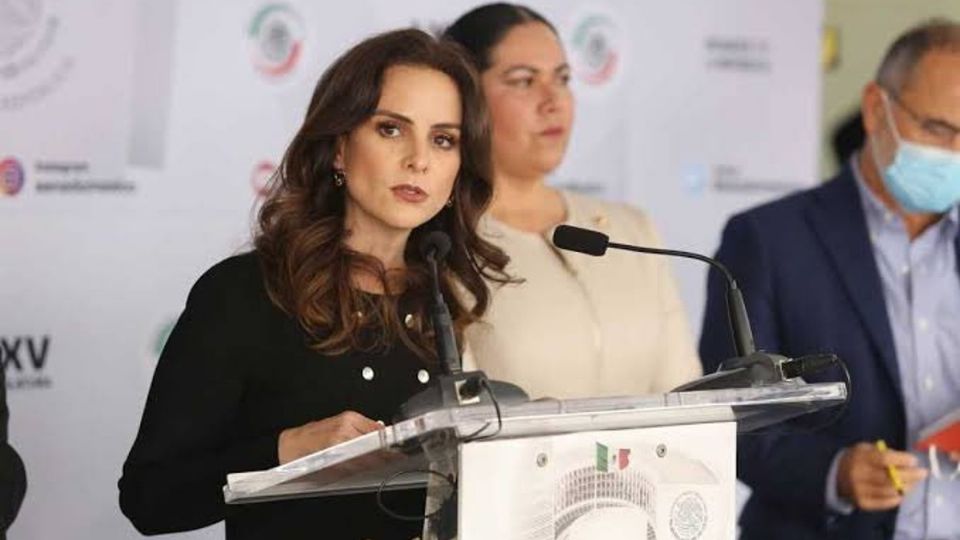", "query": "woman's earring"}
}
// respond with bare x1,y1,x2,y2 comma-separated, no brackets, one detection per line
333,170,346,187
445,197,454,208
